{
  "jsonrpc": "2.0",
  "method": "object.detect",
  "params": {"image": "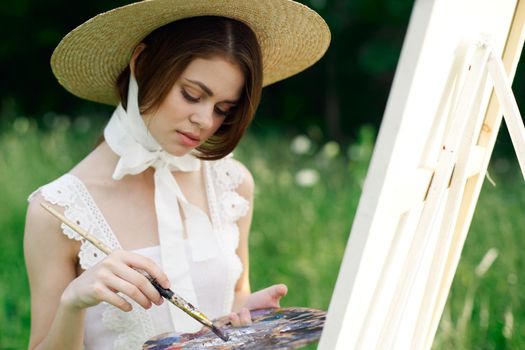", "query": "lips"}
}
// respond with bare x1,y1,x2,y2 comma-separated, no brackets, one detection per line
177,130,201,147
